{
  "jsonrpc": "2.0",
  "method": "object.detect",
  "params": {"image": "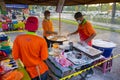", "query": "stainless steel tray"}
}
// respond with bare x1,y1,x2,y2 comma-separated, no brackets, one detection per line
73,42,102,59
